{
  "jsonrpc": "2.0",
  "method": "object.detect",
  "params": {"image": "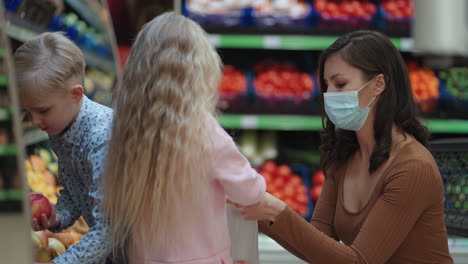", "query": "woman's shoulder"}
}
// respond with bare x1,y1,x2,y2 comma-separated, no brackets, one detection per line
391,139,436,167
384,139,442,186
